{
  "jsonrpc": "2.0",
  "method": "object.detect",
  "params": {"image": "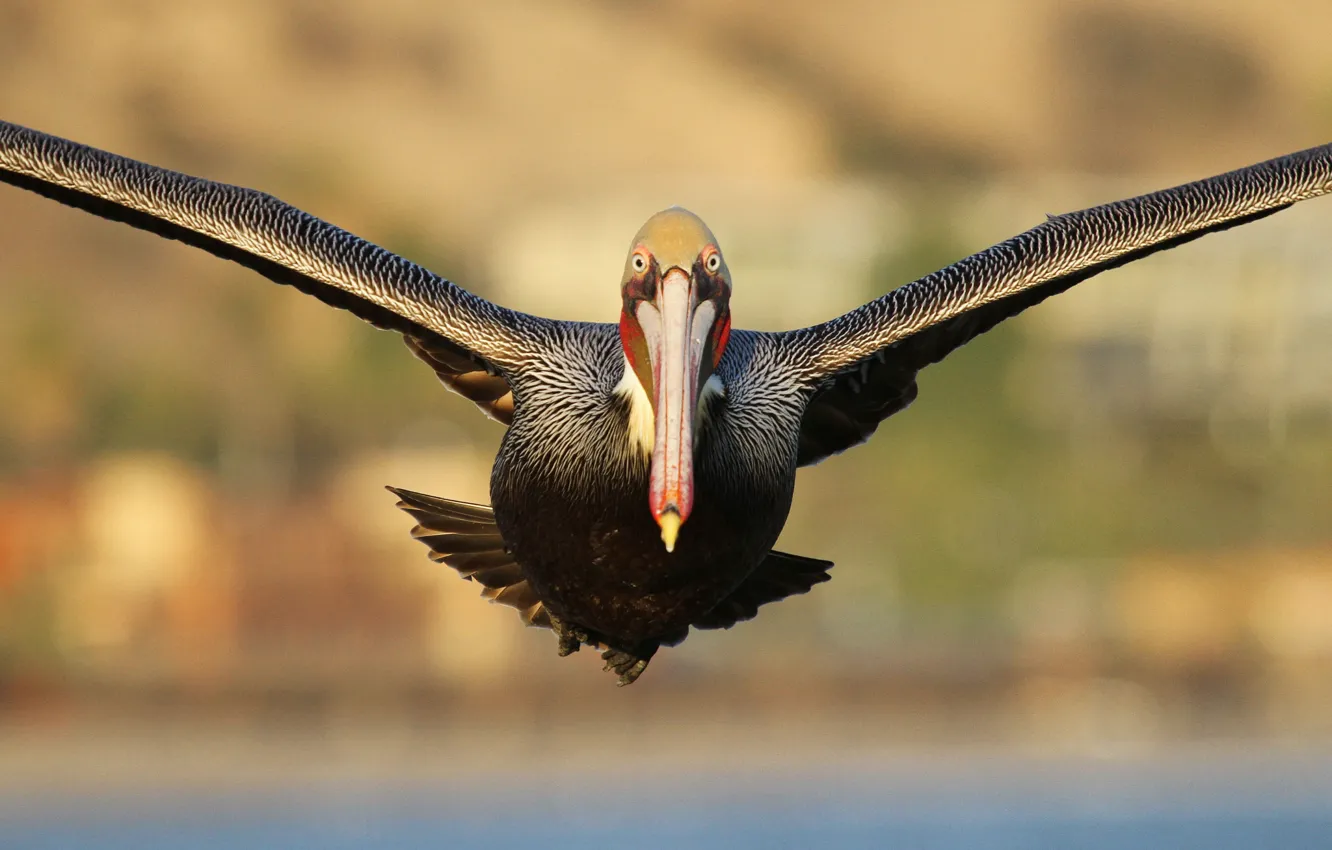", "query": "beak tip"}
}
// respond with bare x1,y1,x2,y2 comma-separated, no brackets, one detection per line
659,510,681,553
